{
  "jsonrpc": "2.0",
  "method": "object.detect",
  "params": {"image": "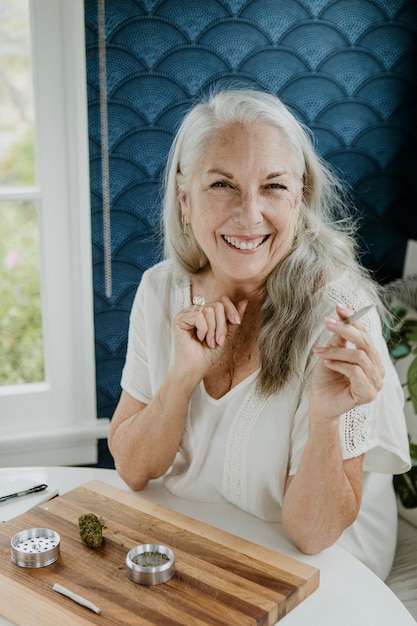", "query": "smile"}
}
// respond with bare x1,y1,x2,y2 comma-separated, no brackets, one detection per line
222,235,269,250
